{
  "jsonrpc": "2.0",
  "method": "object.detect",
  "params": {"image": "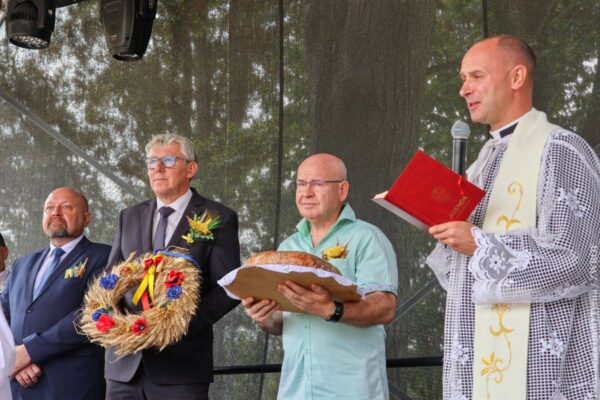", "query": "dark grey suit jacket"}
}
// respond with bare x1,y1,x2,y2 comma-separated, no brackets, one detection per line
104,189,241,384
